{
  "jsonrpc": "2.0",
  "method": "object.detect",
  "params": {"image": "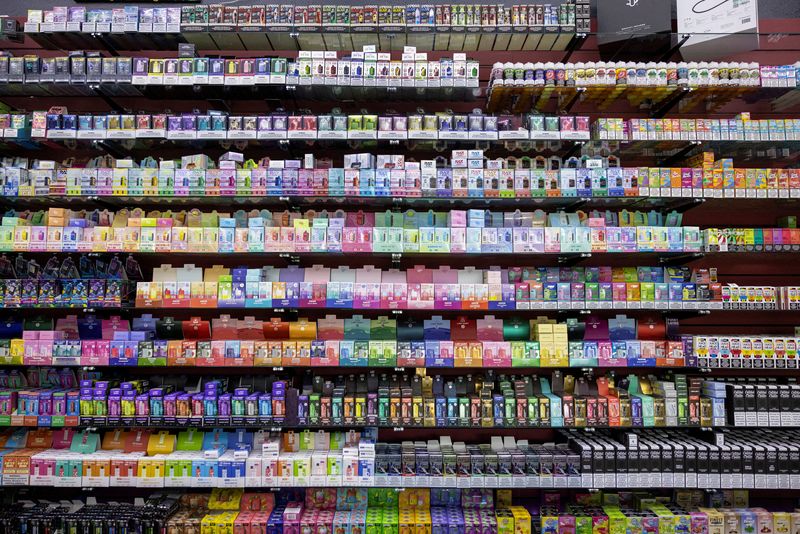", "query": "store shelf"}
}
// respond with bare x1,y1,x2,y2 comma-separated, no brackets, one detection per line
0,194,707,212
0,135,582,158
0,250,714,259
486,83,800,115
5,194,800,215
6,136,799,167
601,139,800,167
0,304,790,315
7,0,800,507
8,250,800,265
1,479,796,490
0,420,739,431
7,362,799,376
0,81,484,105
25,26,579,53
0,362,700,370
